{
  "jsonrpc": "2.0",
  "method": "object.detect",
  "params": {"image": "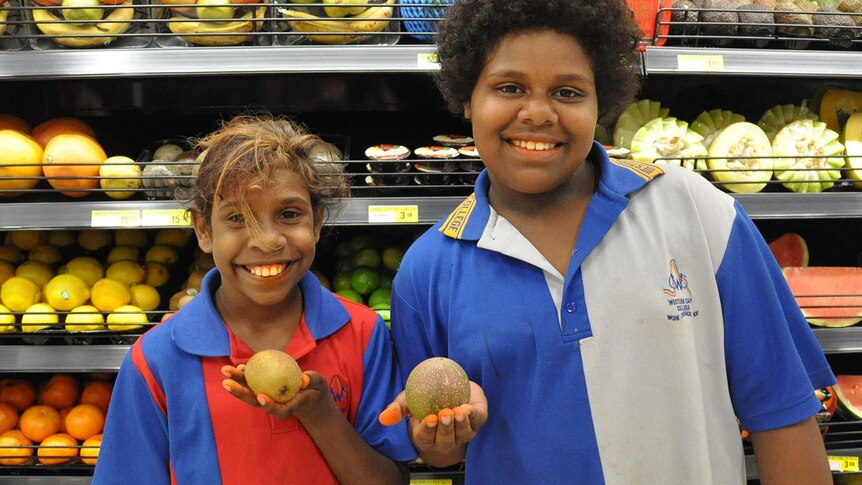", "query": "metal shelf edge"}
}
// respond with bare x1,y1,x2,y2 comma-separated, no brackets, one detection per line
0,345,131,372
644,47,862,78
815,328,862,354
